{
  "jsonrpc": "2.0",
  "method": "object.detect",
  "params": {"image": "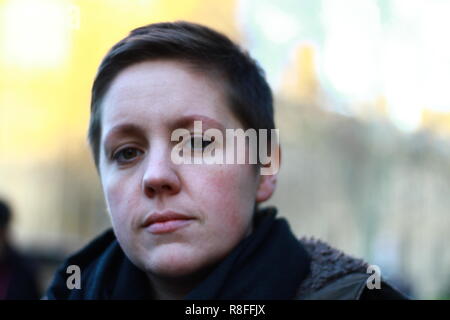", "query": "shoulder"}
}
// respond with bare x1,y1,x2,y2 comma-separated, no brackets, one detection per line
44,228,121,300
296,237,408,300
